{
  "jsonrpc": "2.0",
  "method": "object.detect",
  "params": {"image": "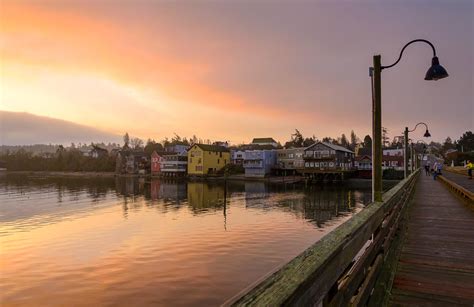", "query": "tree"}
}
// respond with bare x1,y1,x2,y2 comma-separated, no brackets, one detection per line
292,129,304,147
442,137,456,153
340,134,349,148
130,137,144,149
322,136,333,143
144,139,164,156
123,132,130,148
350,130,359,150
457,131,474,152
284,129,304,148
303,137,316,147
363,135,372,149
